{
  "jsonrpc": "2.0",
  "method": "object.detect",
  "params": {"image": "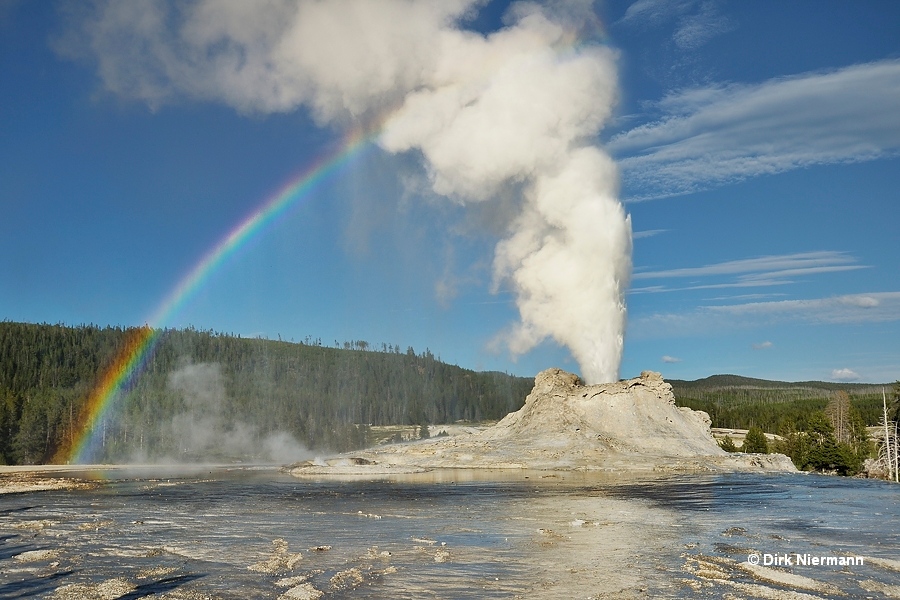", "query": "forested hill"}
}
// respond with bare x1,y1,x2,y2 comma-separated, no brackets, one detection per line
670,374,895,433
0,321,532,465
670,374,885,394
